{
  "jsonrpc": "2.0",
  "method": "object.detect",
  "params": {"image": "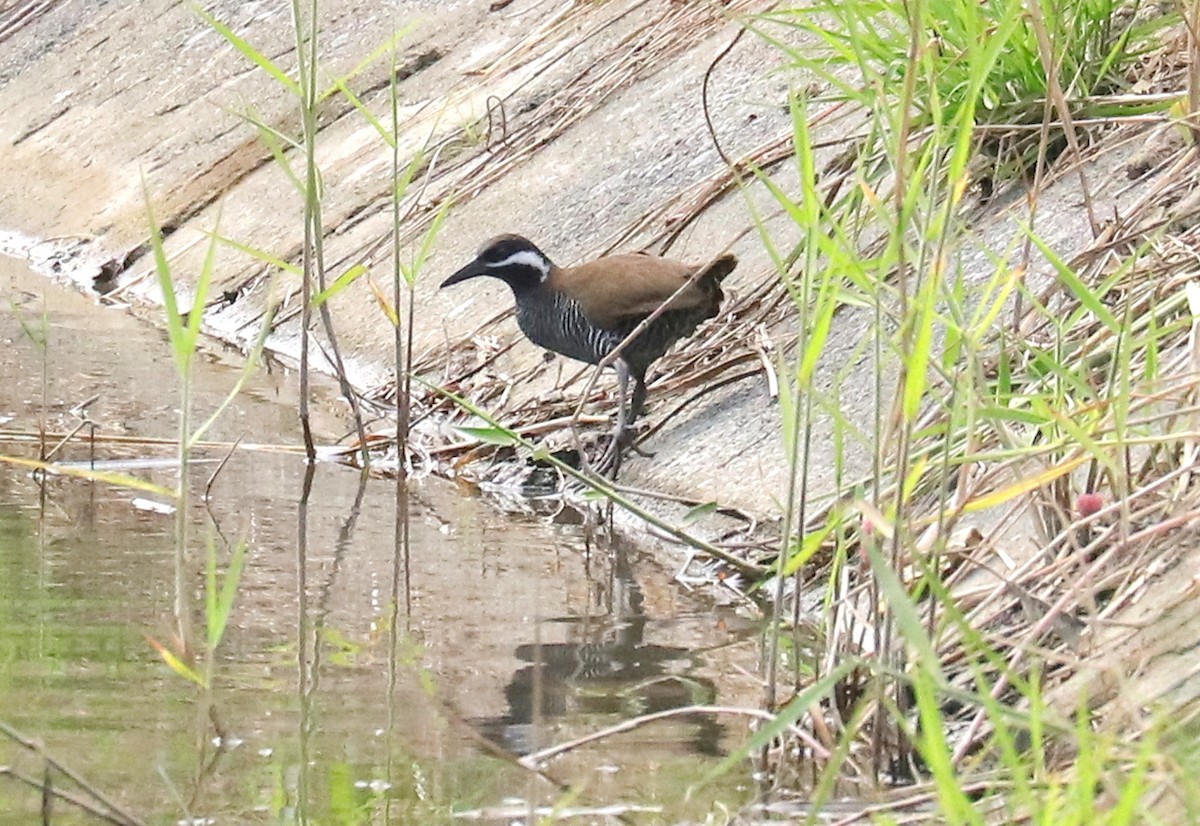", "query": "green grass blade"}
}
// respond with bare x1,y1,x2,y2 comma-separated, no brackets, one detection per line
405,198,452,286
207,535,247,651
865,540,940,674
780,515,835,577
902,278,937,423
185,205,223,353
317,23,419,103
188,302,278,447
311,263,368,308
1024,227,1119,331
695,659,857,788
453,425,519,447
236,108,305,195
194,5,301,97
142,175,189,372
329,78,393,146
207,230,303,275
